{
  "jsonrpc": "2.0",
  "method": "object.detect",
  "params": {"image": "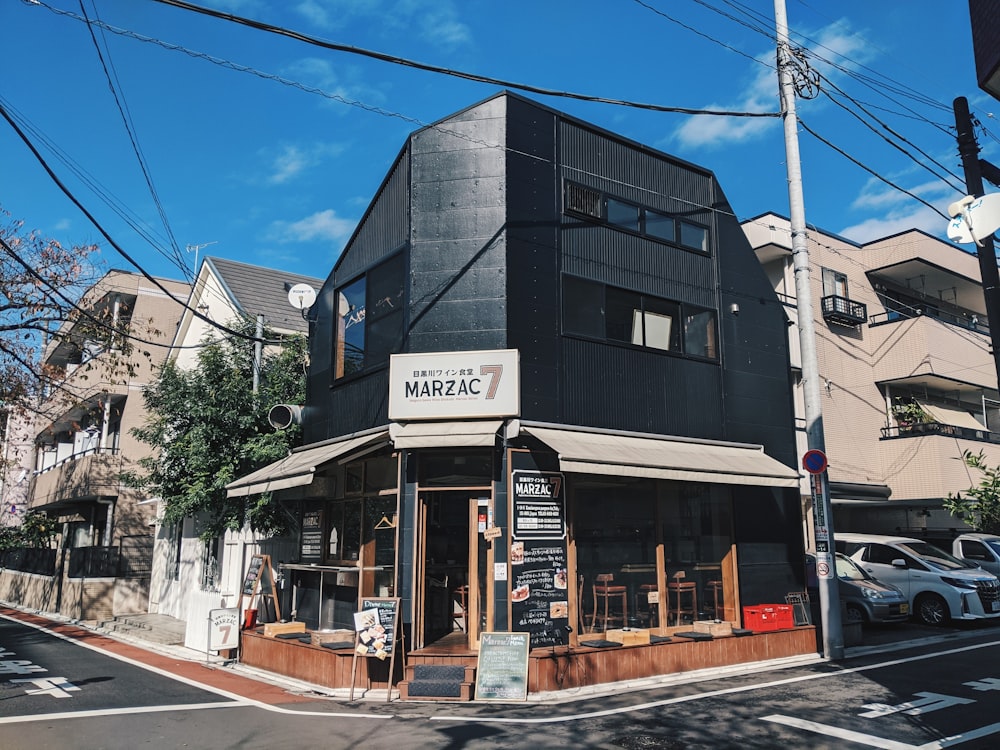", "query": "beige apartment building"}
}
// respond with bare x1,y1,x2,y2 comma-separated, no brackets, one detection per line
746,214,999,543
0,269,190,621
